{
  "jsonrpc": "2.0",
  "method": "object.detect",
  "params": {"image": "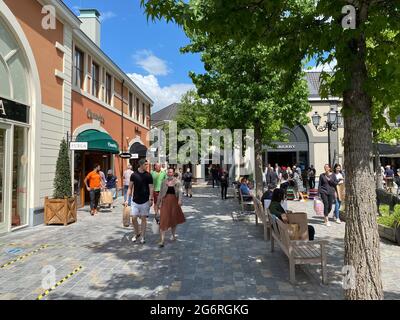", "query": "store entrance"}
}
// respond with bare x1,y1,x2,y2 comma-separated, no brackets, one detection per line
74,151,112,208
267,152,297,168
